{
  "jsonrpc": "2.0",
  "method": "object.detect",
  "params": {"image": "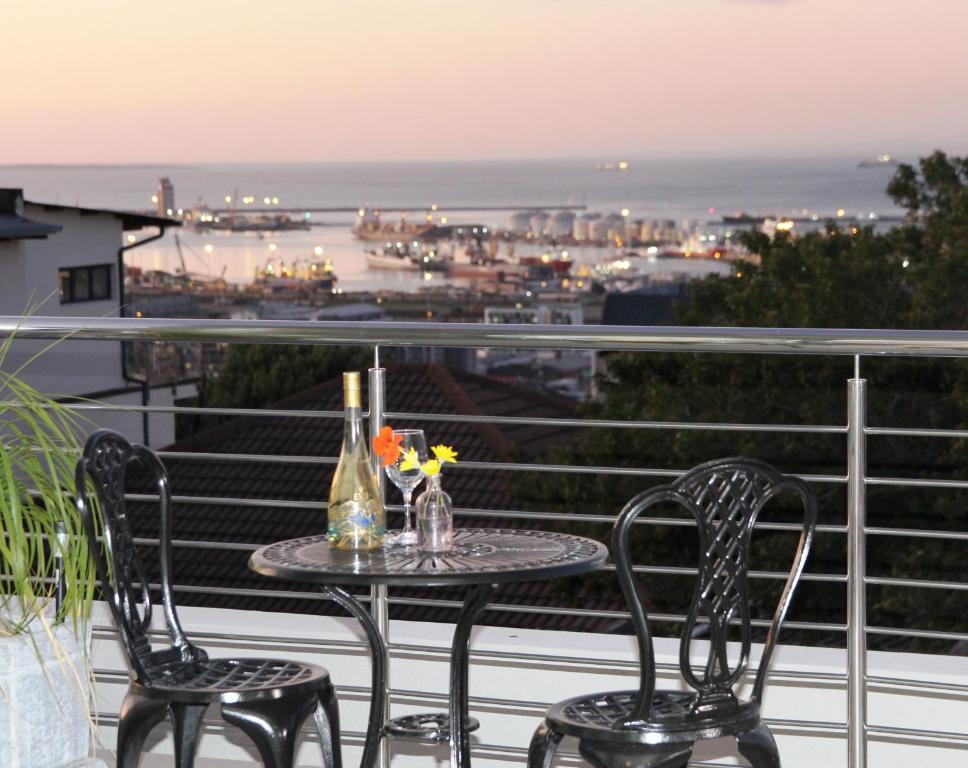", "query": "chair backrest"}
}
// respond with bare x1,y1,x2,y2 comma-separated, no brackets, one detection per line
612,457,816,725
75,429,202,684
